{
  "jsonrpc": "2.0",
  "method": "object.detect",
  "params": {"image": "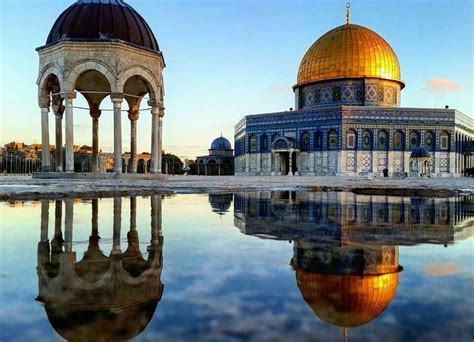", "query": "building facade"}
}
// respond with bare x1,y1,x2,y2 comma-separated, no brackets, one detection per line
235,8,474,177
196,136,234,175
